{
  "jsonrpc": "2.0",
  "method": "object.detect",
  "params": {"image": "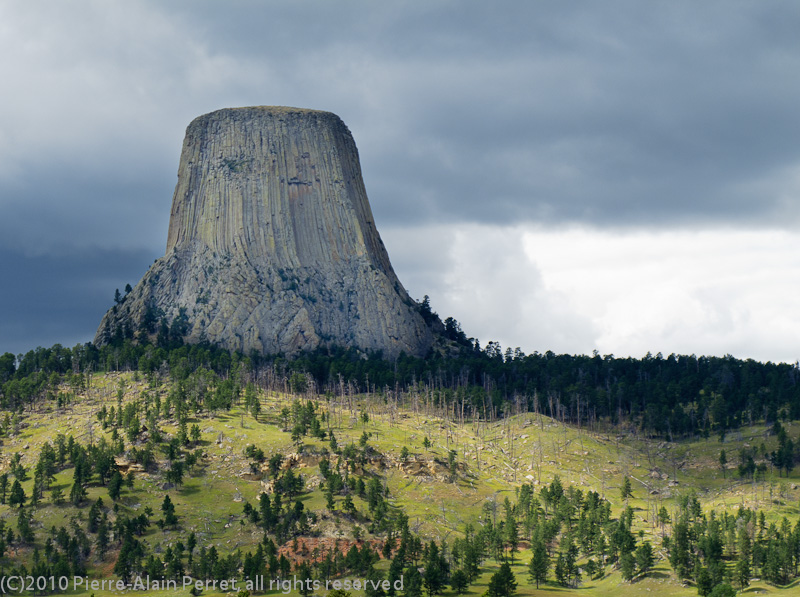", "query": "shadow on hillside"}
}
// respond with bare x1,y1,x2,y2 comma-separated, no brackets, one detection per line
179,484,201,496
